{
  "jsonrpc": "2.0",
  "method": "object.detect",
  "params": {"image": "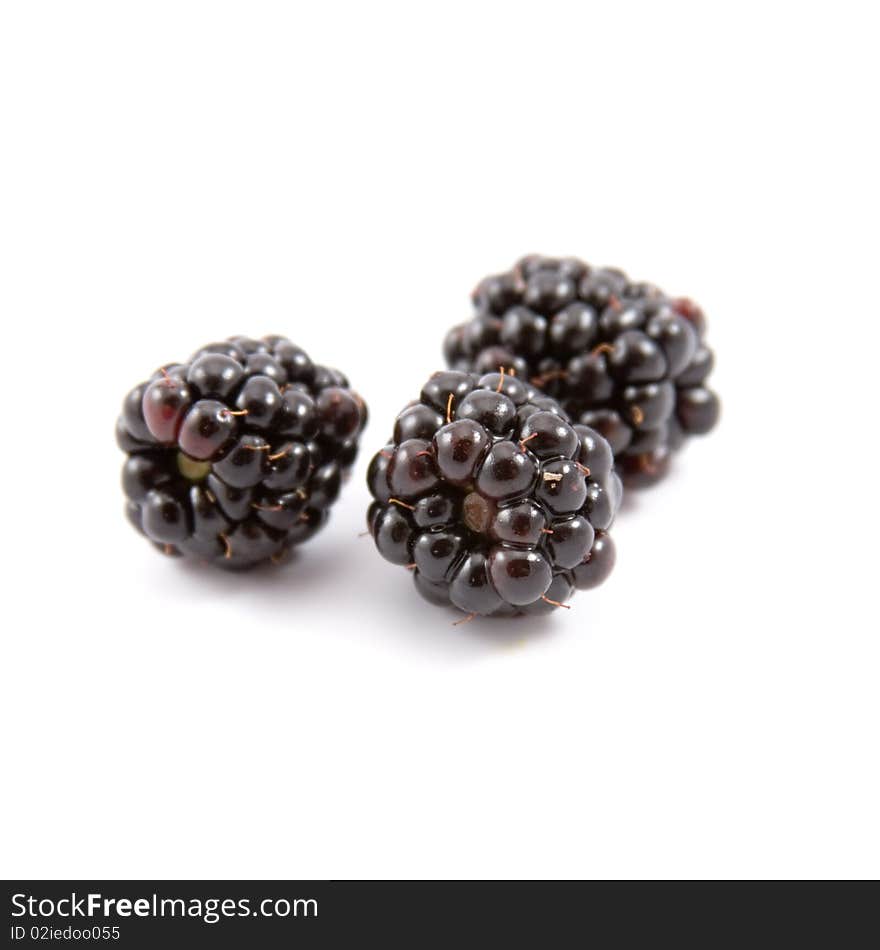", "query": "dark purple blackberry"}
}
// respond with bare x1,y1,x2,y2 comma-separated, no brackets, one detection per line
366,371,621,619
118,336,367,569
443,255,720,487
